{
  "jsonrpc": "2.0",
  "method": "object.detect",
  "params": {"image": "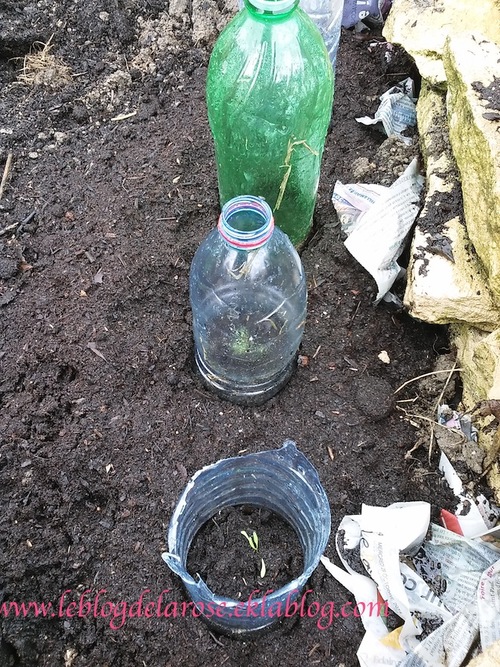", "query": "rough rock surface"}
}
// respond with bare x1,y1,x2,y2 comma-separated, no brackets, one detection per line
453,325,500,499
454,327,500,406
405,83,499,330
444,35,500,301
386,0,500,503
383,0,500,86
